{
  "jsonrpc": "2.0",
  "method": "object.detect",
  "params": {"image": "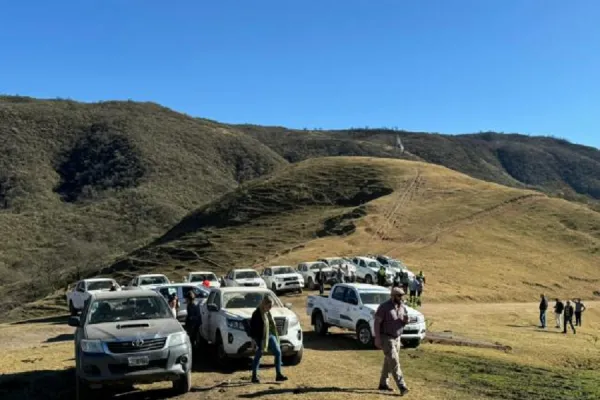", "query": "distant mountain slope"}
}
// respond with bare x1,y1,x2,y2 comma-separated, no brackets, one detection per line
238,125,600,202
0,96,287,316
63,157,599,316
